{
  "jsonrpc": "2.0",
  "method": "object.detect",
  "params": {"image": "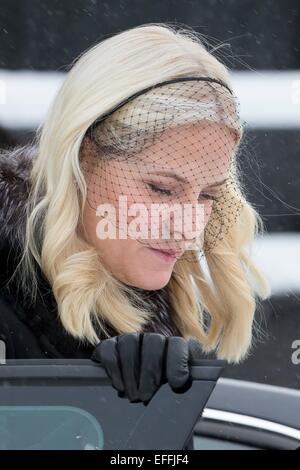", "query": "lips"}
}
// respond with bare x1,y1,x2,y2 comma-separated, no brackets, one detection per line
149,247,182,257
